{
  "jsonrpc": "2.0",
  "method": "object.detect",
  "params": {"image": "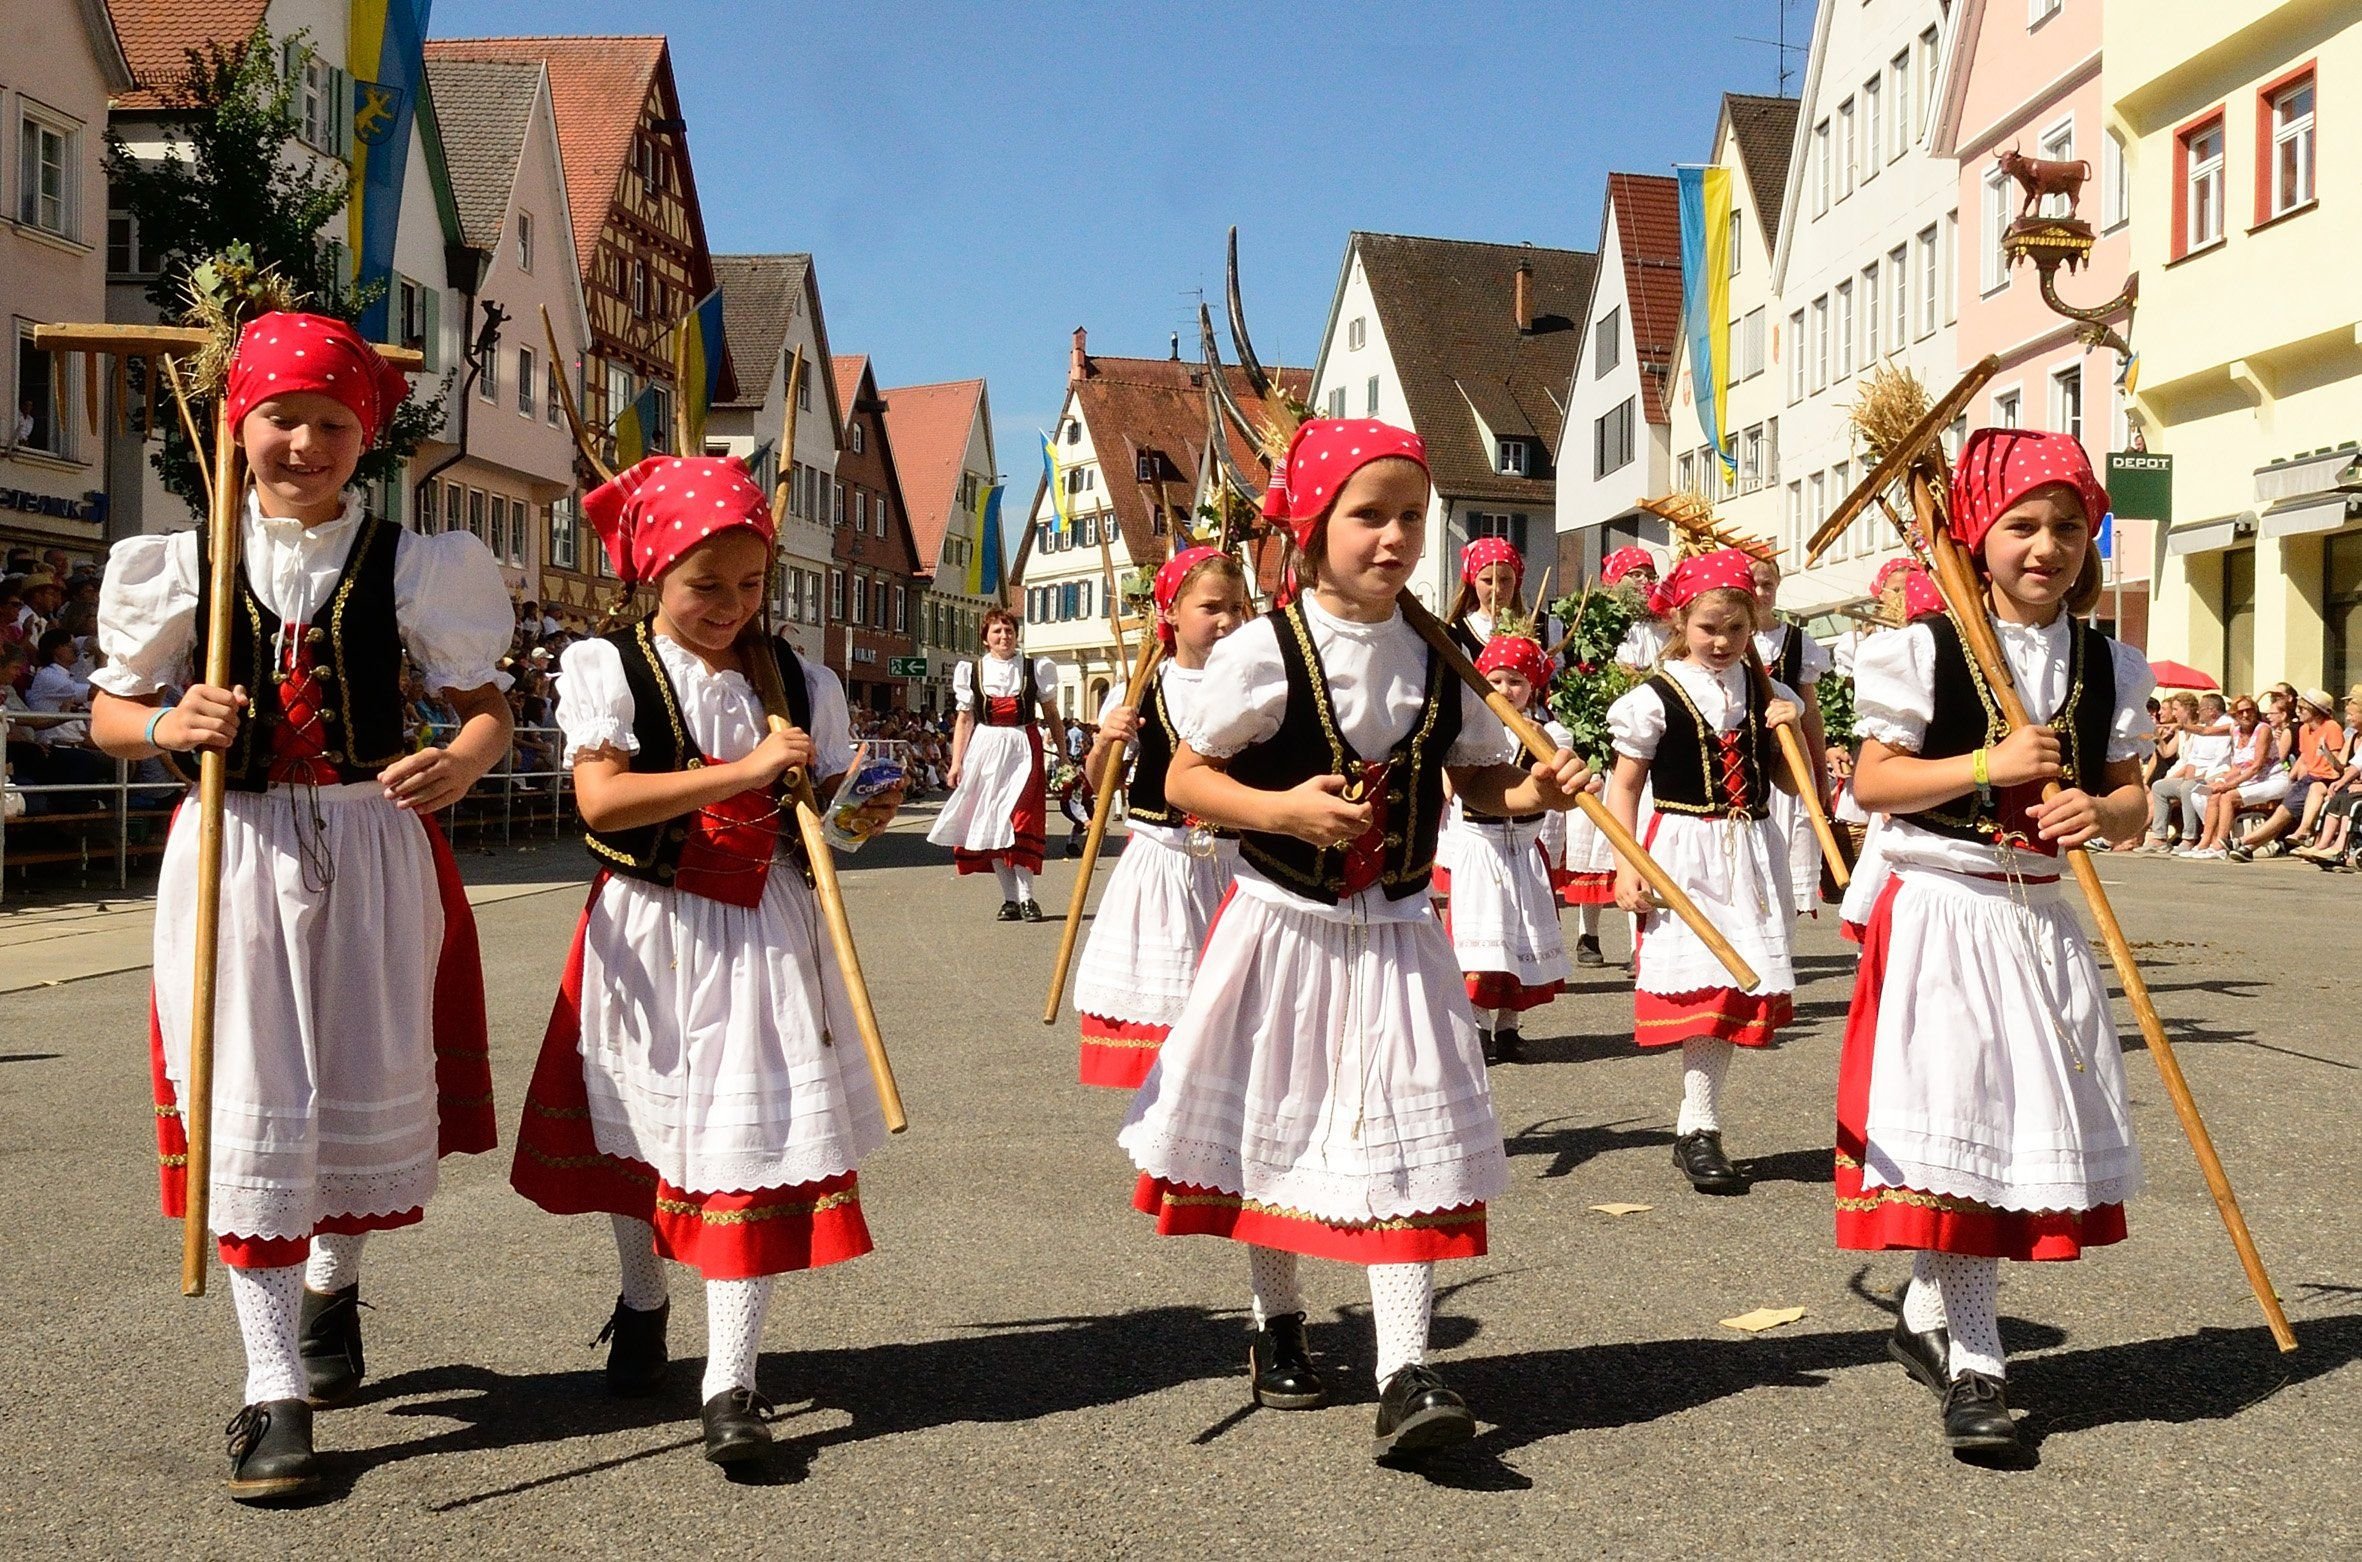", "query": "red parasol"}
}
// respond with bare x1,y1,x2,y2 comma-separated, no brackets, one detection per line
2149,660,2219,691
